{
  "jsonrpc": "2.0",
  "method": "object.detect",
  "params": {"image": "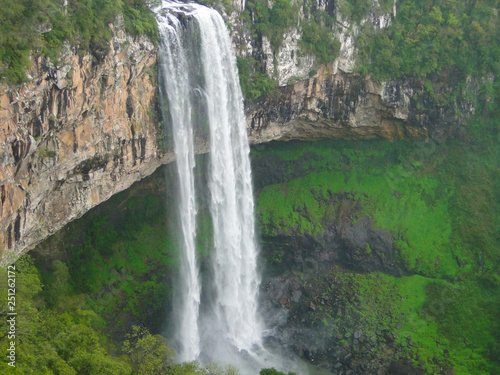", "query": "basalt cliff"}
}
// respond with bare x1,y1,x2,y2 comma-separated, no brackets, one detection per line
0,0,476,263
